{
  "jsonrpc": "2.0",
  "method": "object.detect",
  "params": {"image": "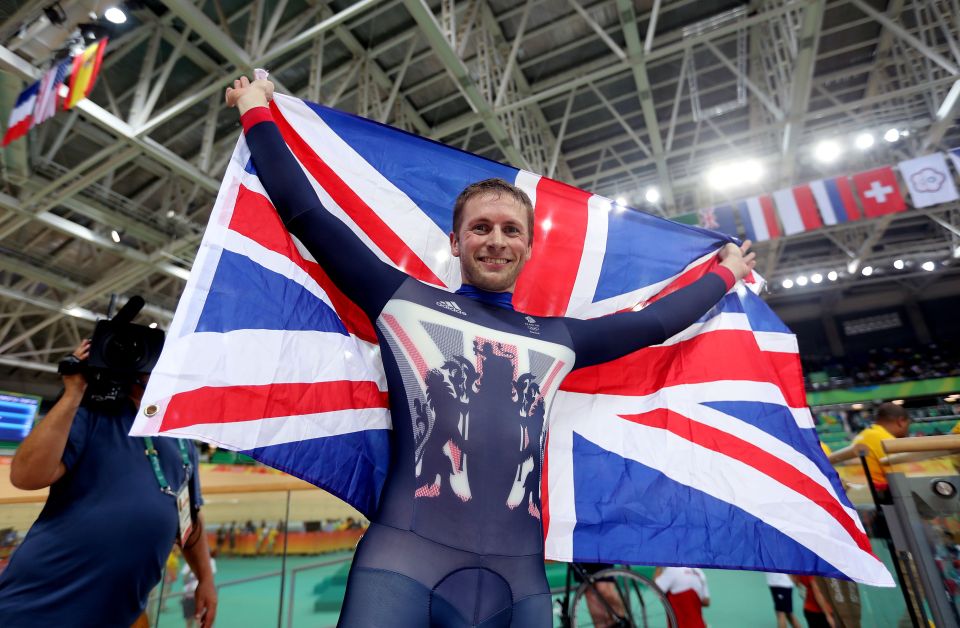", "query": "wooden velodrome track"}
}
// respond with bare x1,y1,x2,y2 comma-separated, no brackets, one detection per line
0,458,361,532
